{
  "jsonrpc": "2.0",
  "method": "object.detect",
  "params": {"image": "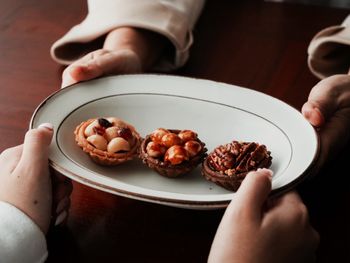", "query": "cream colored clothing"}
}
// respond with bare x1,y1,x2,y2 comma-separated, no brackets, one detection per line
0,201,47,263
308,14,350,79
51,0,205,71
